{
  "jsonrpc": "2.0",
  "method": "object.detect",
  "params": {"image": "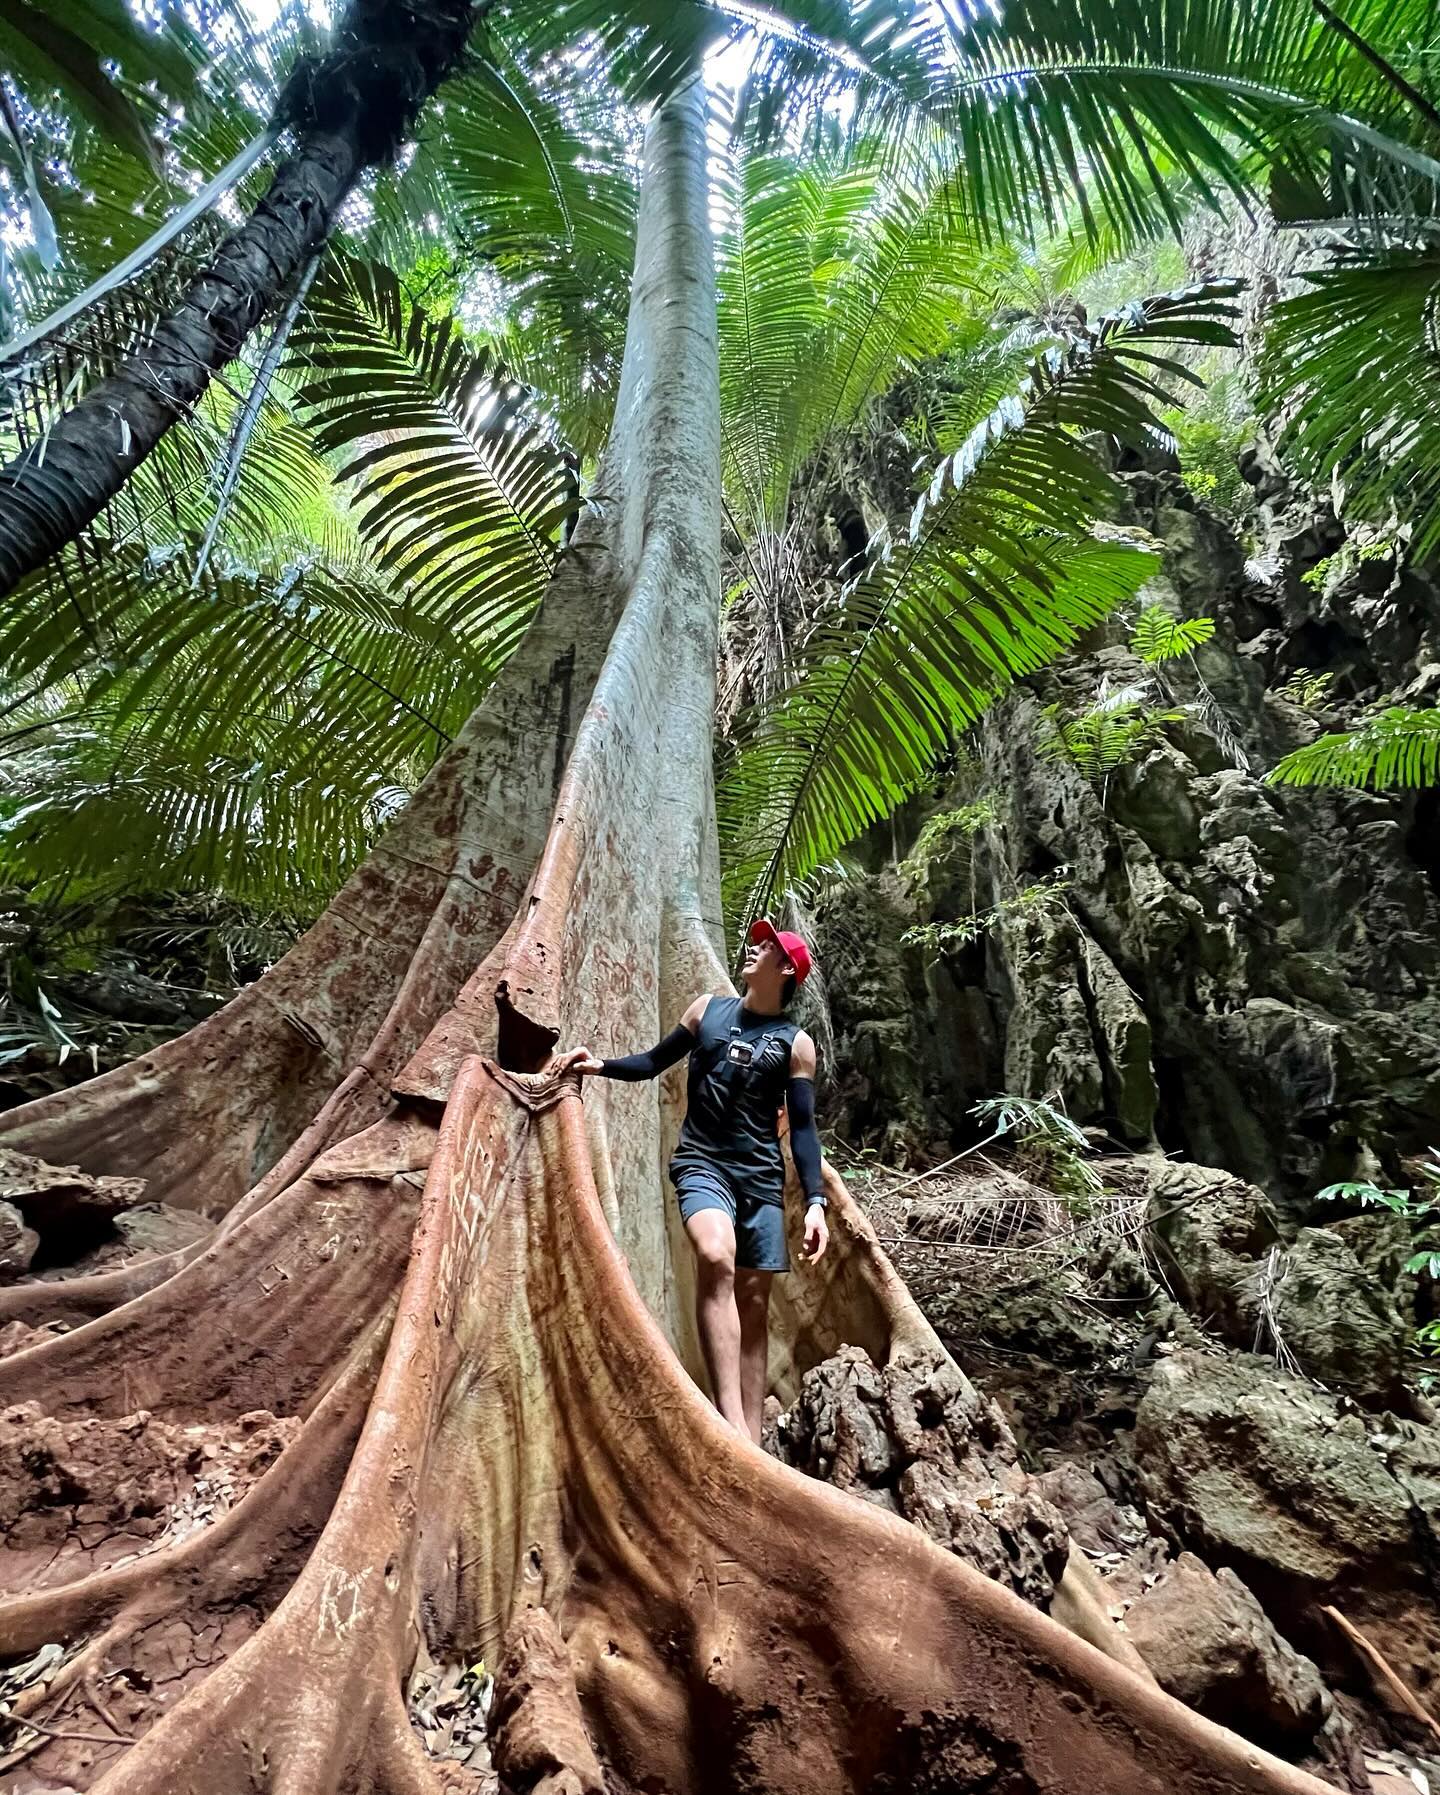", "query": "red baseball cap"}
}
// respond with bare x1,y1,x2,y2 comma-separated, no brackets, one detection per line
748,918,814,987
